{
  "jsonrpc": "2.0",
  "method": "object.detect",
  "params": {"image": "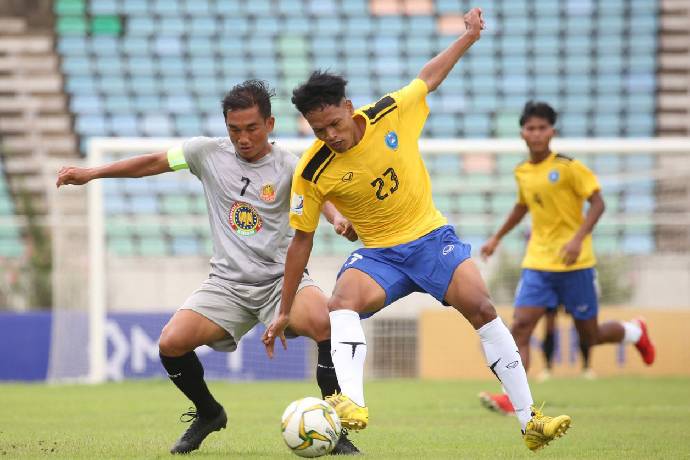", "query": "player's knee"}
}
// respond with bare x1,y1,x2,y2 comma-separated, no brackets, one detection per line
465,298,497,329
511,317,533,342
158,327,193,357
327,292,354,312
